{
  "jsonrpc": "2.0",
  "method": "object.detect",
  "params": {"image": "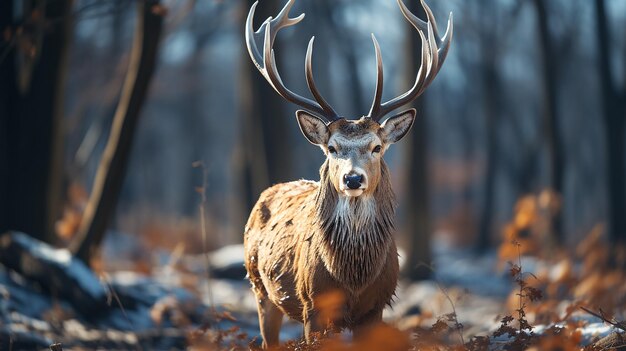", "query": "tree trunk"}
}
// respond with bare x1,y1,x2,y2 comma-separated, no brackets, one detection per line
321,0,364,117
533,0,564,244
249,0,292,186
594,0,626,246
476,60,499,252
236,52,270,224
0,0,14,234
237,0,293,218
404,99,431,280
0,0,72,243
257,82,292,185
403,1,431,281
69,0,164,263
